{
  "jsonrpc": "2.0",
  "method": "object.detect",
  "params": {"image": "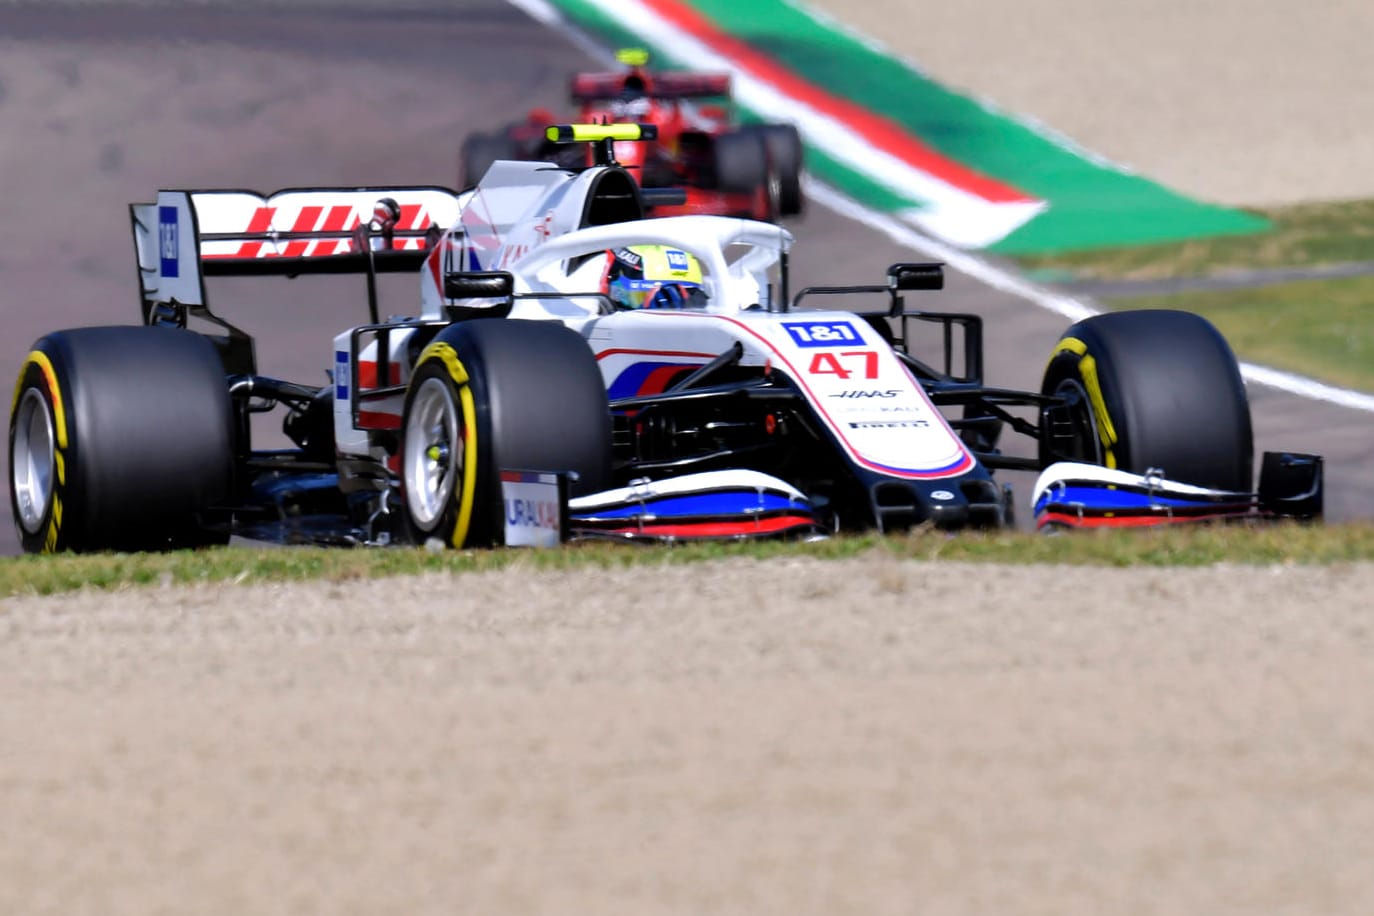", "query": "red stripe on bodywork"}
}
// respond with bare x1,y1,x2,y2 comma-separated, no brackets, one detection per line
278,206,322,258
595,347,717,360
596,514,818,538
426,245,445,299
638,364,692,394
640,0,1031,204
397,204,425,249
235,206,276,257
357,410,401,430
626,313,975,480
1036,510,1253,529
312,204,354,256
357,361,402,389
